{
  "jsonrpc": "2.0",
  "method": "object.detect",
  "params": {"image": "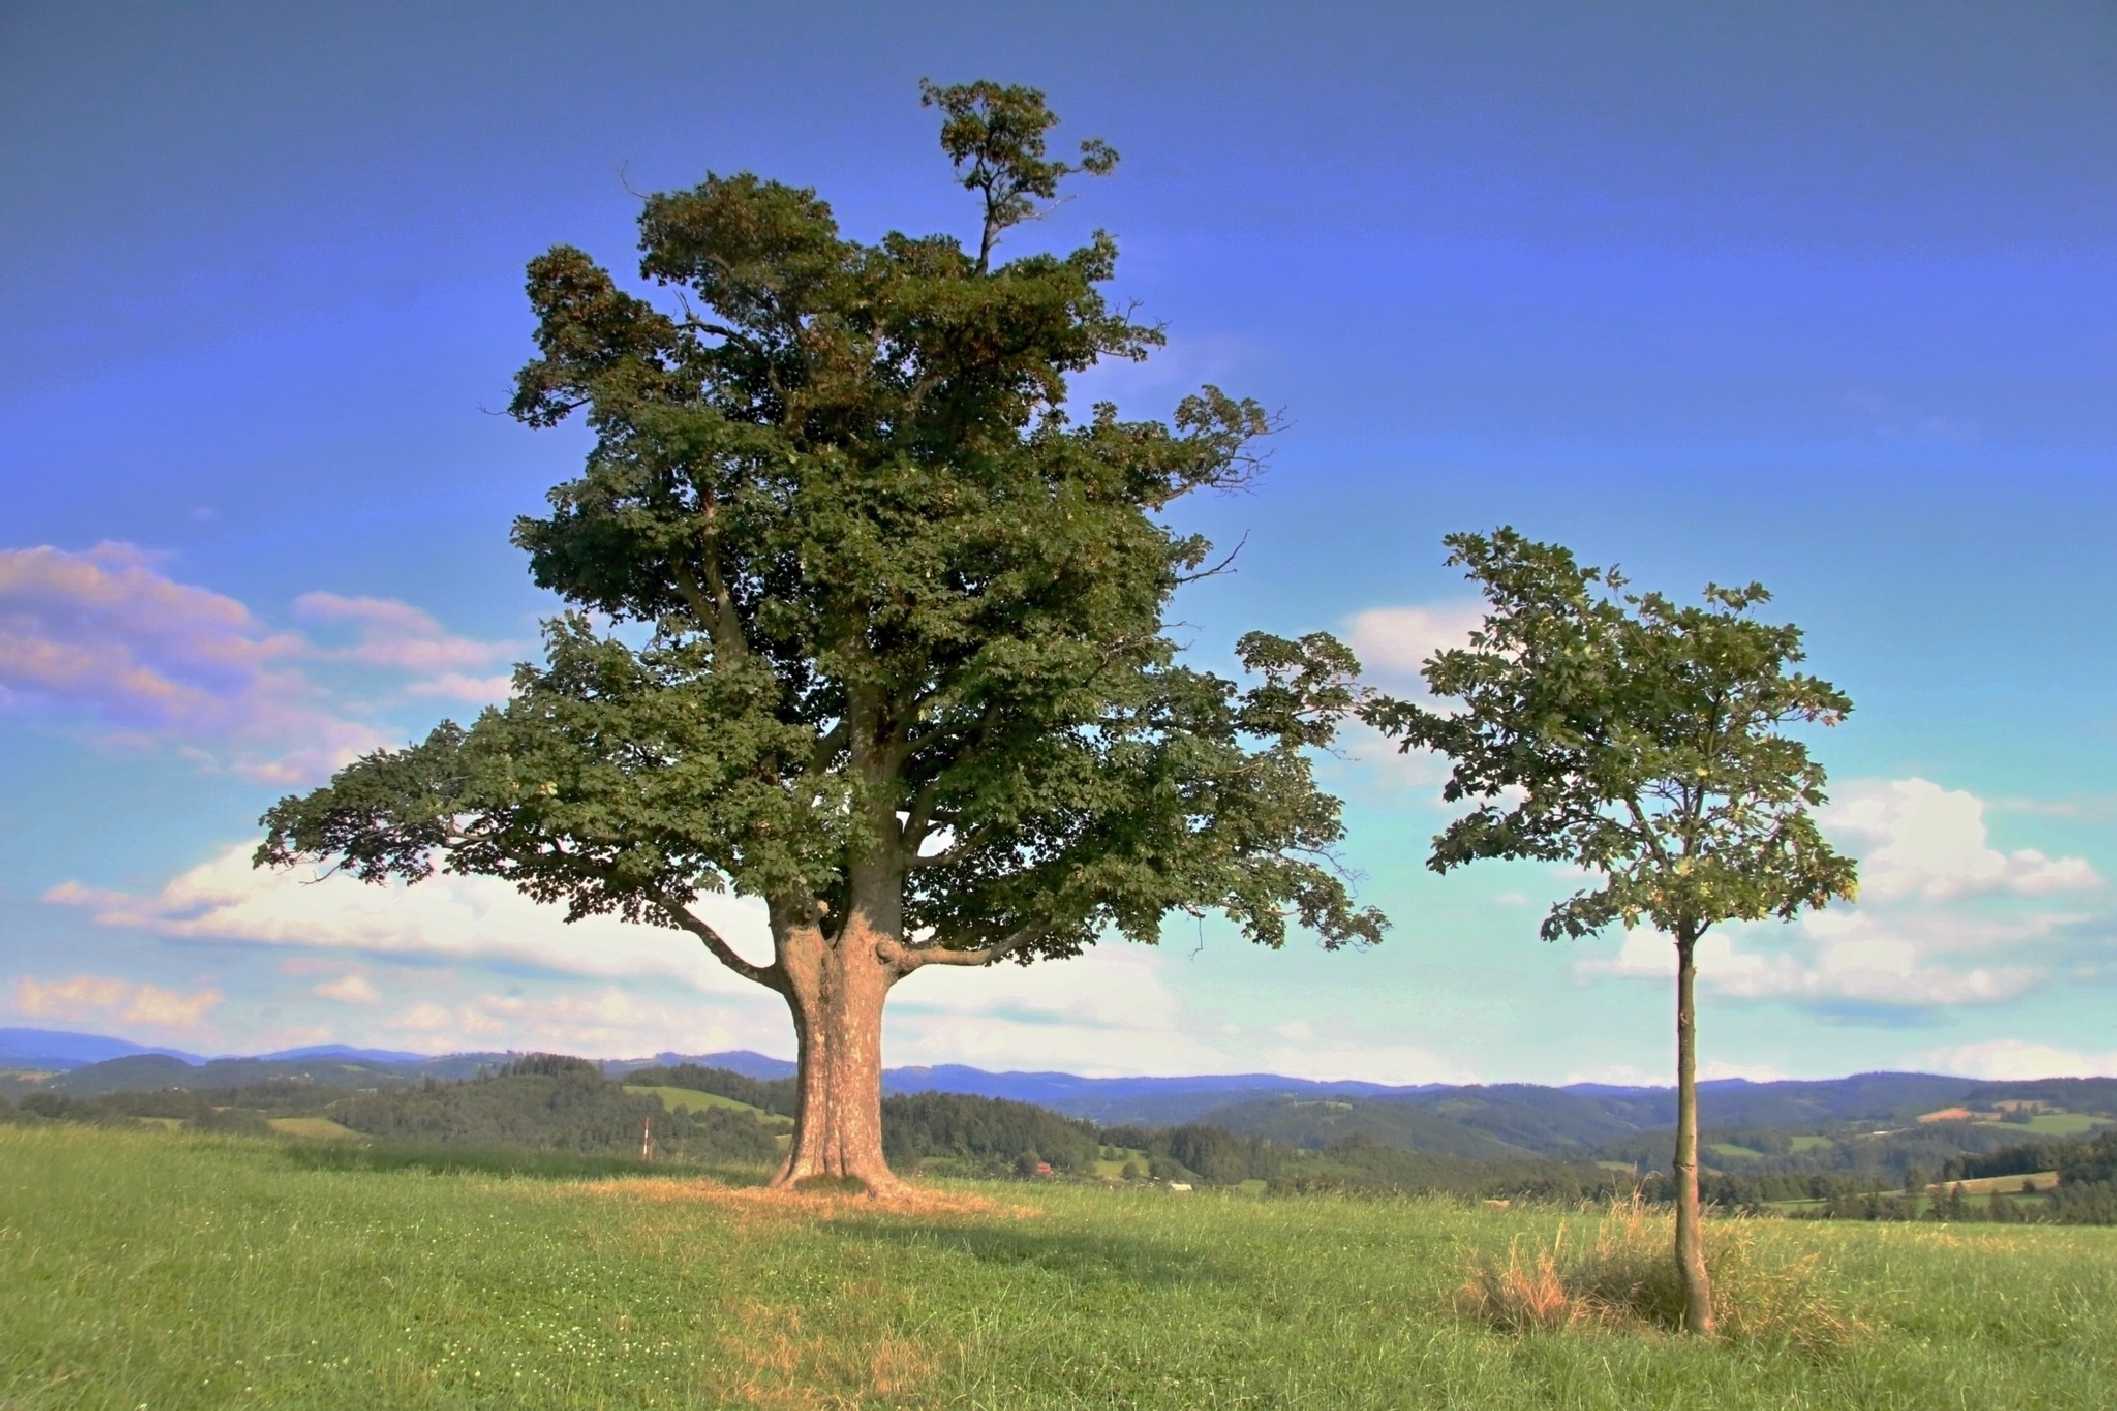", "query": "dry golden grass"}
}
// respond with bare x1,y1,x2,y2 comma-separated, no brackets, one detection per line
1458,1194,1863,1353
717,1297,939,1409
566,1174,1036,1224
